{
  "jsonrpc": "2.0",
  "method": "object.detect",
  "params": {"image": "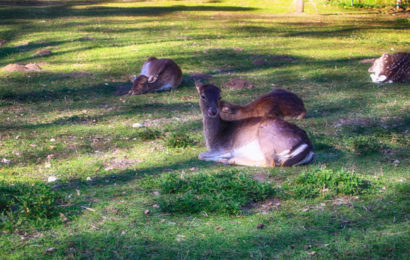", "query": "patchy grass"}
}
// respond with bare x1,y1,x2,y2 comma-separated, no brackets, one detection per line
153,169,276,214
283,168,373,199
0,0,409,259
